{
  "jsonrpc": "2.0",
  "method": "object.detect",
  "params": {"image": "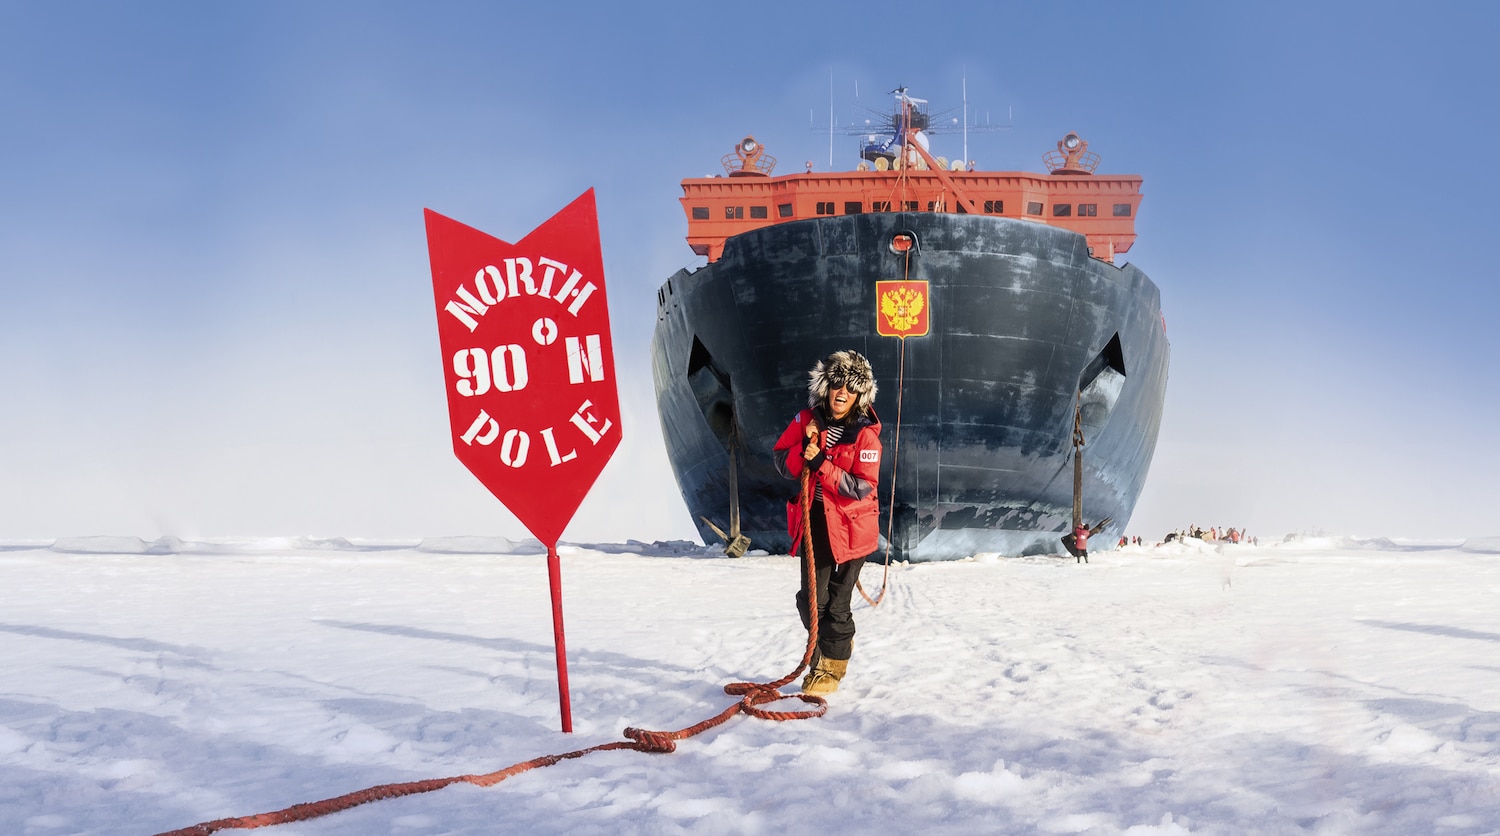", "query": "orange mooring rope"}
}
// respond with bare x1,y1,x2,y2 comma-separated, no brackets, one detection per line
156,472,826,836
855,242,914,608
